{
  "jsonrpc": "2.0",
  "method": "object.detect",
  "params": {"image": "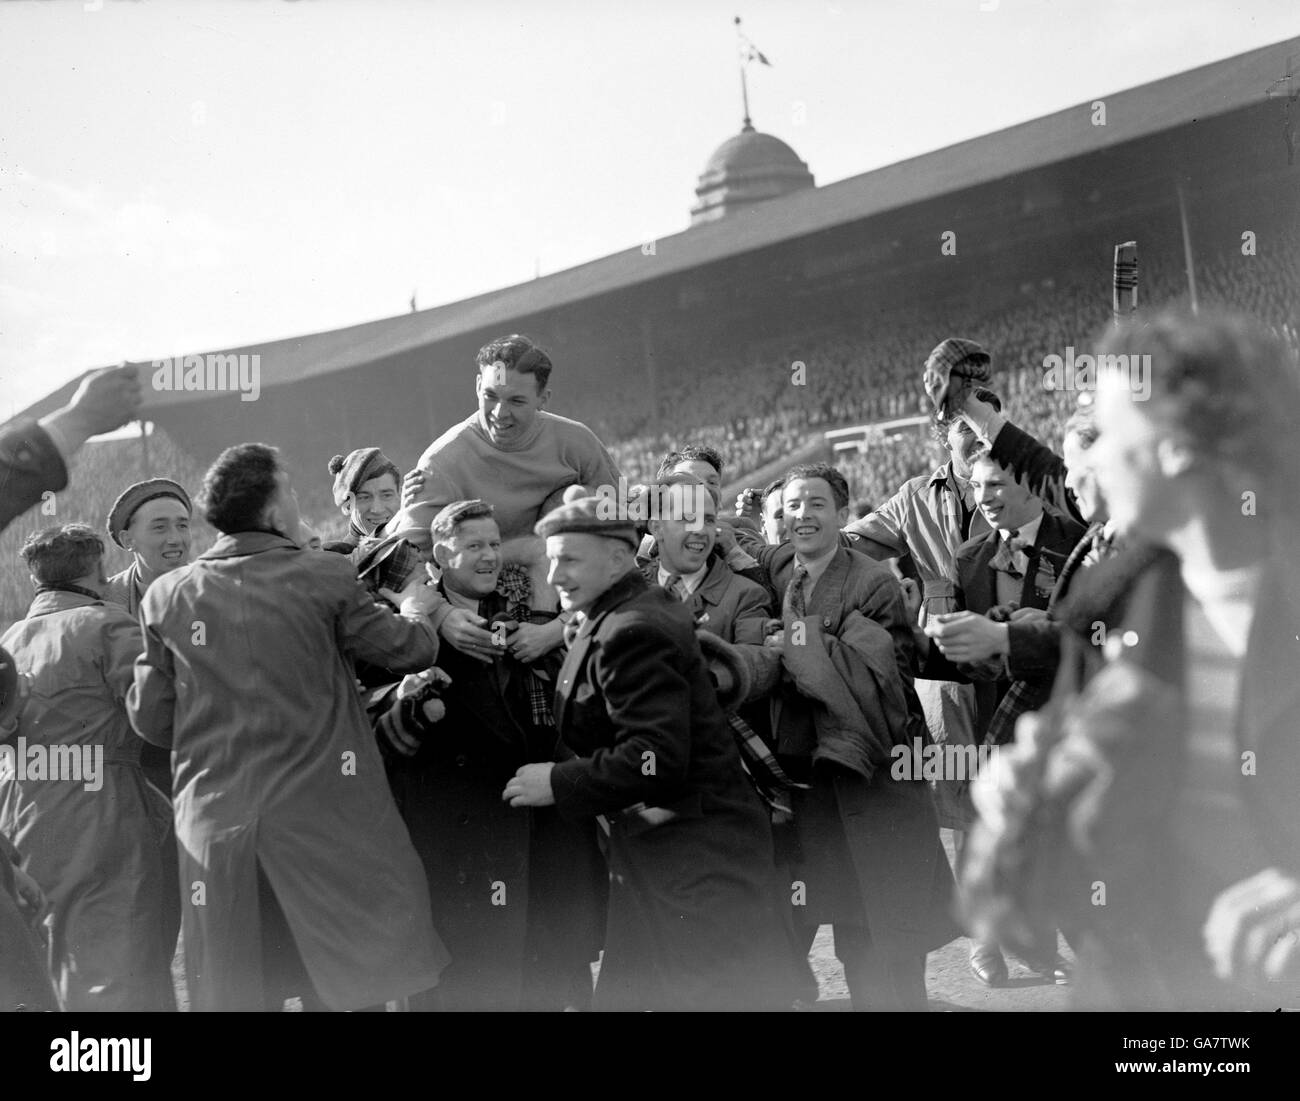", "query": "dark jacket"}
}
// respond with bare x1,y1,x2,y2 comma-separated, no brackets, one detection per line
550,569,790,1011
922,508,1086,741
380,585,605,1011
0,421,67,534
